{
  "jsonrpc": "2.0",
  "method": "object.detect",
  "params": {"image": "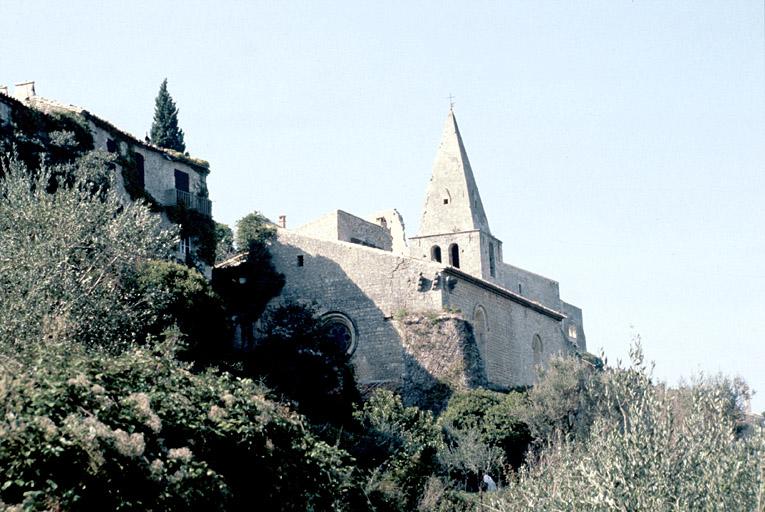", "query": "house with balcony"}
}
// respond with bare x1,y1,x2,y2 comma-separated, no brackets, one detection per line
0,82,214,272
